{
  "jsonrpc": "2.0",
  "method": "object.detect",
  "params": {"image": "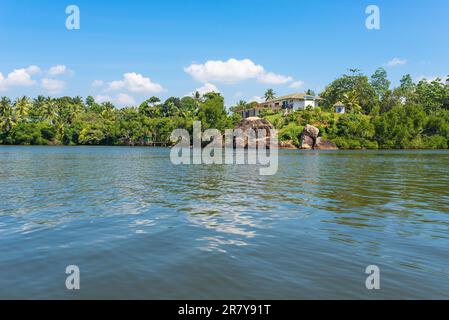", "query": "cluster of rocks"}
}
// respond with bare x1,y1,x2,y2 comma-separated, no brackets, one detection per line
232,117,274,149
299,124,338,150
233,118,338,150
